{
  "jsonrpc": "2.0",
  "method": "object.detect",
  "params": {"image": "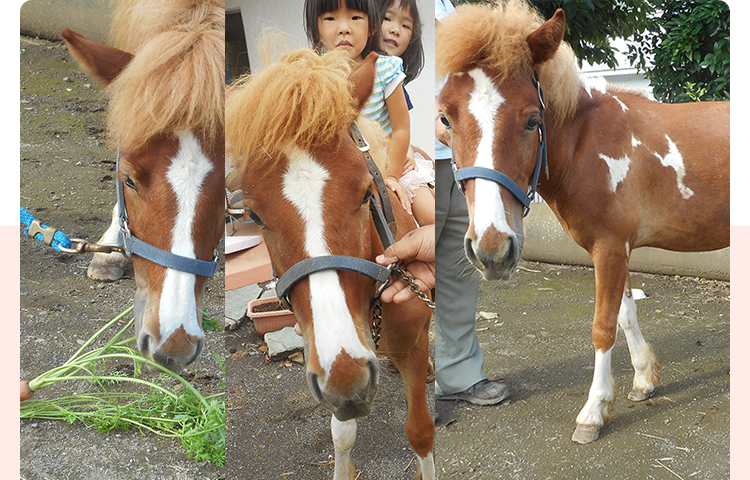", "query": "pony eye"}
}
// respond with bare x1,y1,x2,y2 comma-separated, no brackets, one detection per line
525,116,540,131
124,176,138,191
362,186,373,206
440,114,451,130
